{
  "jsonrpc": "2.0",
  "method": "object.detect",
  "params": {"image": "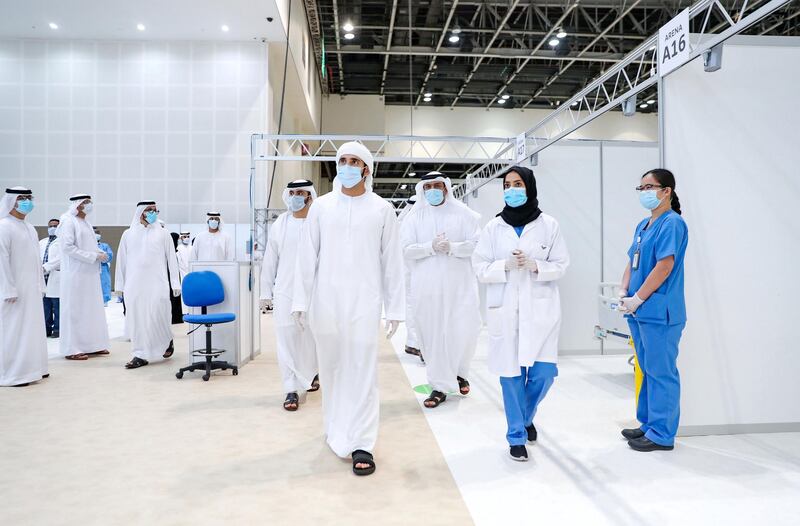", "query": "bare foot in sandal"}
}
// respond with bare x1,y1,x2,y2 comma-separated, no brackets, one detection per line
283,392,299,411
424,390,447,408
87,349,110,357
65,354,88,361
